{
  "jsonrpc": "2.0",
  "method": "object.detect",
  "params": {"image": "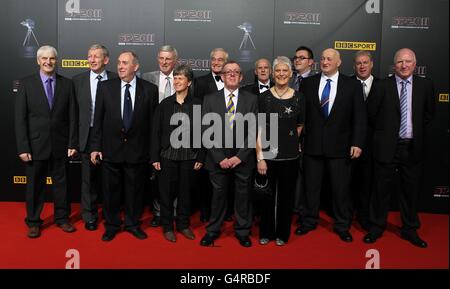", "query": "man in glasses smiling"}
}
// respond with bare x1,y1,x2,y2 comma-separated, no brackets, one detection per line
290,46,315,92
